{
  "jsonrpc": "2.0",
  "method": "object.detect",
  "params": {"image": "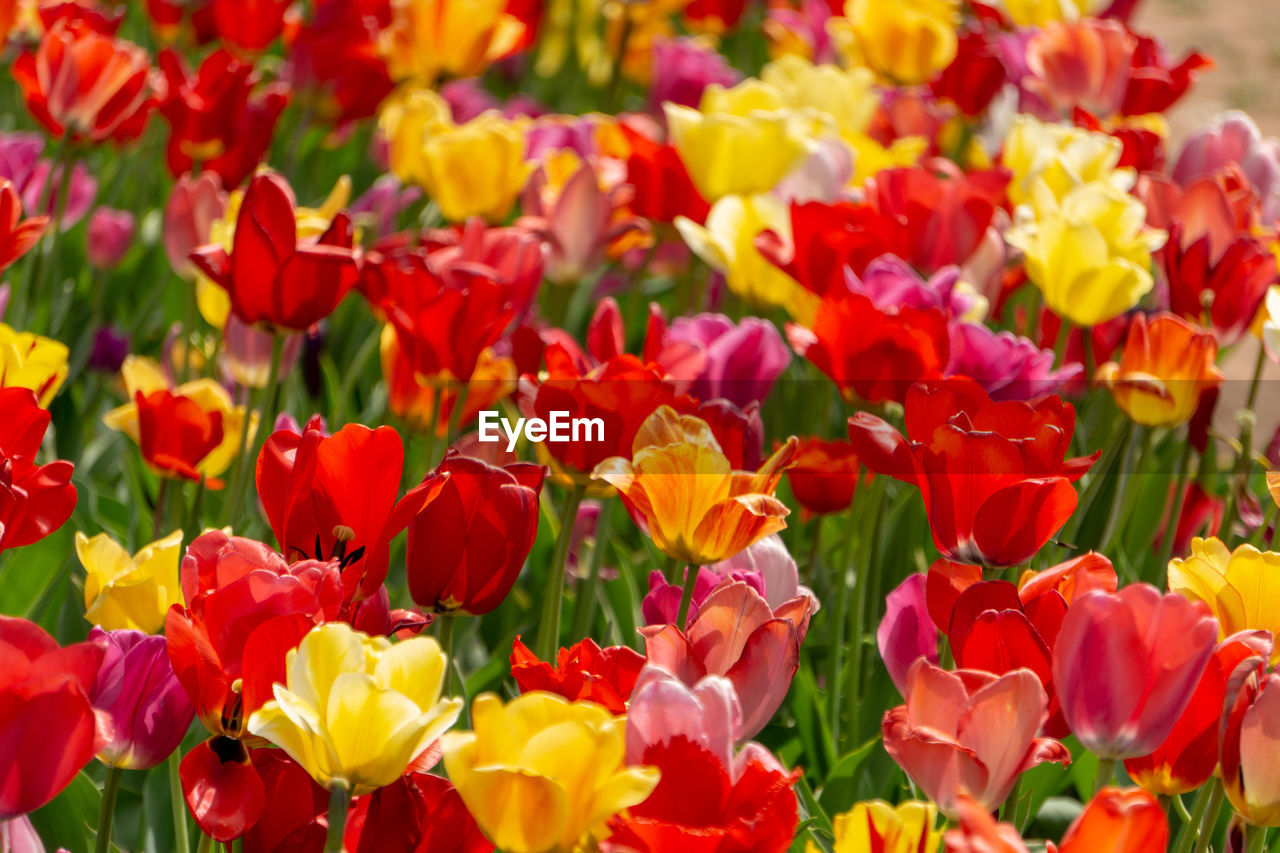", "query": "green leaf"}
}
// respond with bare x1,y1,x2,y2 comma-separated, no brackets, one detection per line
29,770,102,853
